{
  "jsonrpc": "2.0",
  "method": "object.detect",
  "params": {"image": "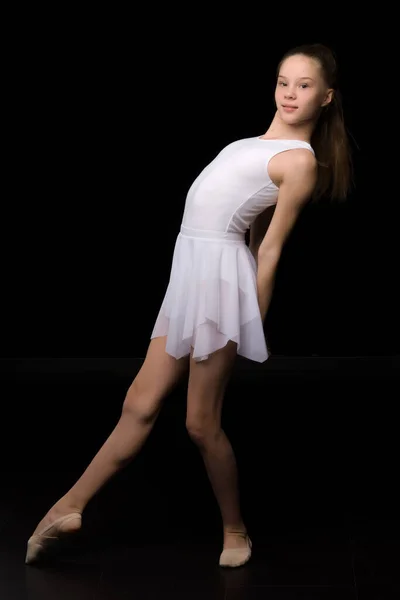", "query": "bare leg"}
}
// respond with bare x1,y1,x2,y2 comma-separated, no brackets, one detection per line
30,336,189,537
186,342,248,553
